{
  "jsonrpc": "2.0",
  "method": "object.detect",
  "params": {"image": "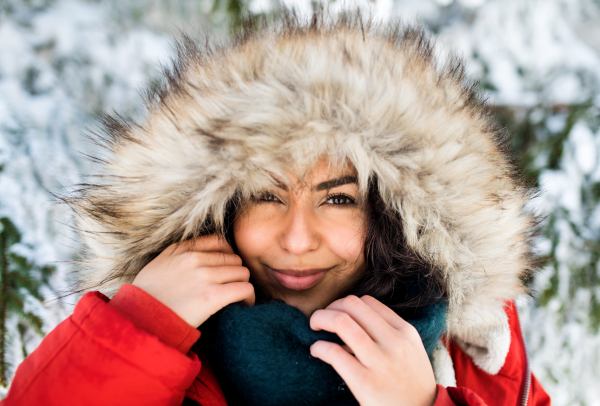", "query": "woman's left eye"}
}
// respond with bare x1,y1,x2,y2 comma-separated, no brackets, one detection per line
325,194,356,205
